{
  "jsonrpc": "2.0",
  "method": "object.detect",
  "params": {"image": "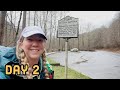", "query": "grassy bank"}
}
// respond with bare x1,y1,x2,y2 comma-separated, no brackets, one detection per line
47,57,91,79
